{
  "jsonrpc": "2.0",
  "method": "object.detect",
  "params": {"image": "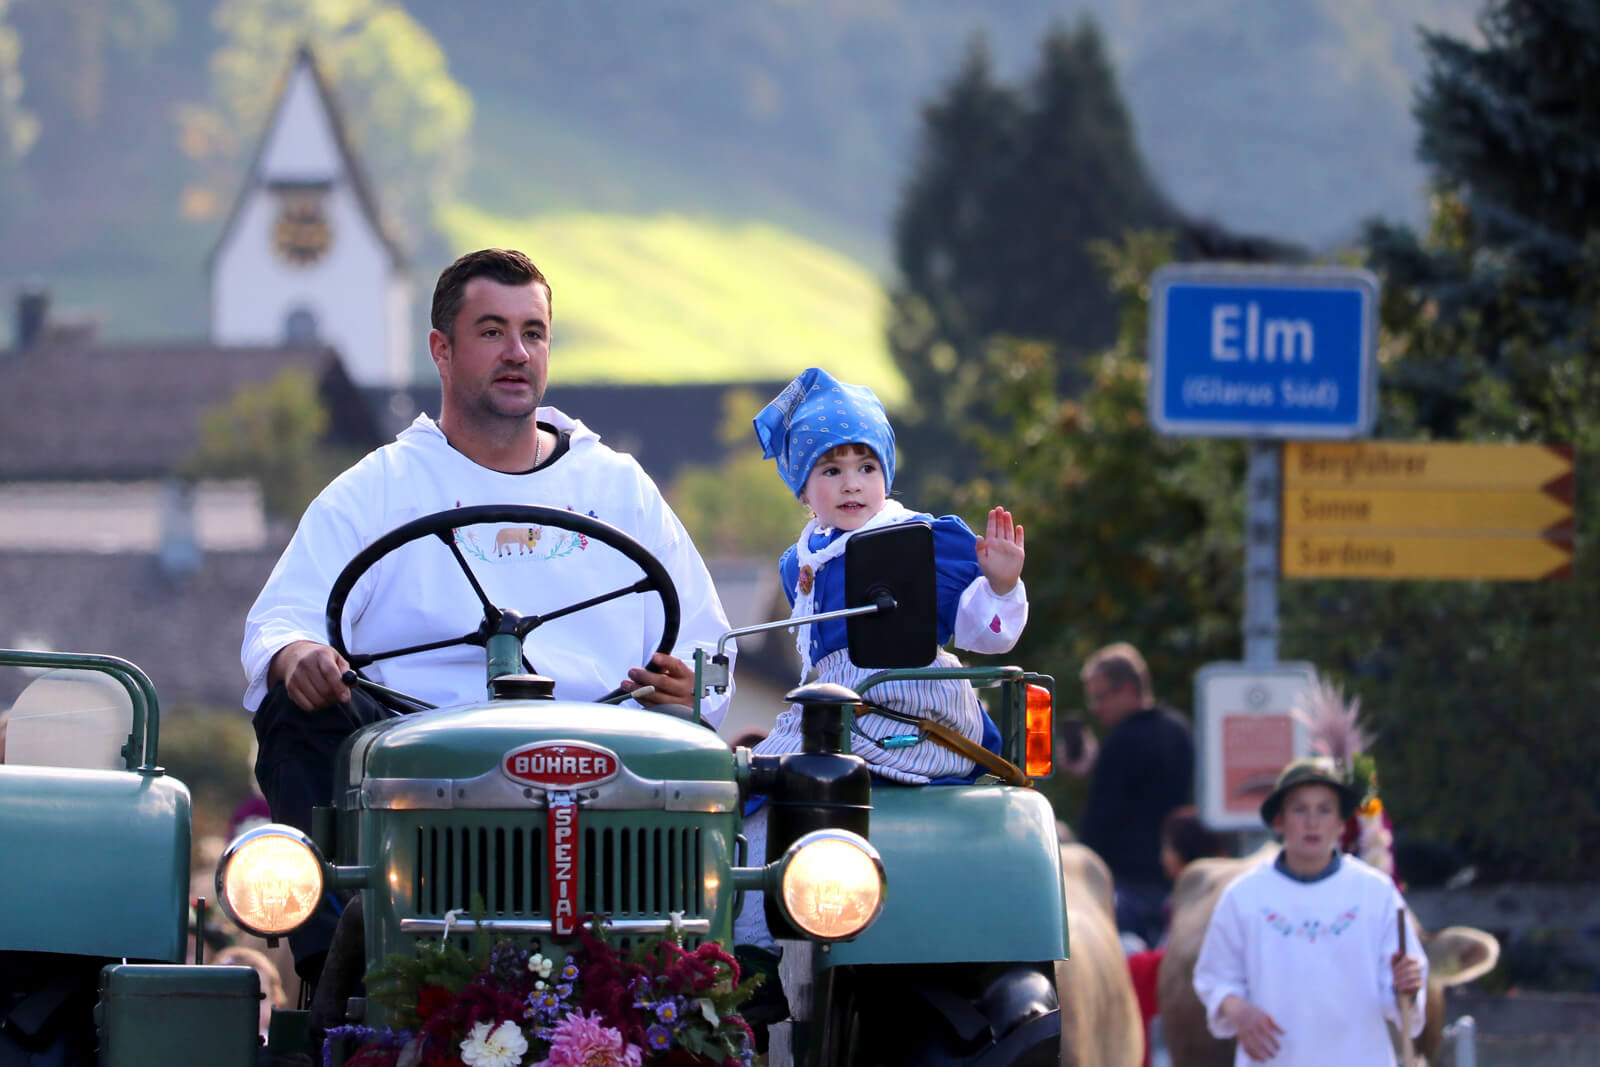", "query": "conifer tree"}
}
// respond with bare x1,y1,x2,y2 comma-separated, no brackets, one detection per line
887,34,1023,473
1366,0,1600,435
887,19,1295,494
